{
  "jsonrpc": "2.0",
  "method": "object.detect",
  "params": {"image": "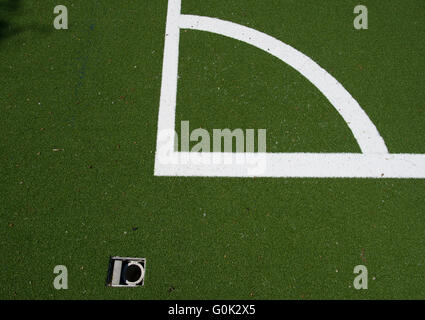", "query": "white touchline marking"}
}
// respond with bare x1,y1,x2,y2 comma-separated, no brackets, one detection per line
156,153,425,178
154,0,425,178
156,0,181,154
